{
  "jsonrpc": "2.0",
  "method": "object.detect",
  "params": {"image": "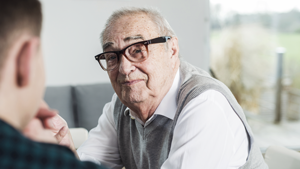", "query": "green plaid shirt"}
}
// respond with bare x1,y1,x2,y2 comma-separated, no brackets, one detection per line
0,119,108,169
